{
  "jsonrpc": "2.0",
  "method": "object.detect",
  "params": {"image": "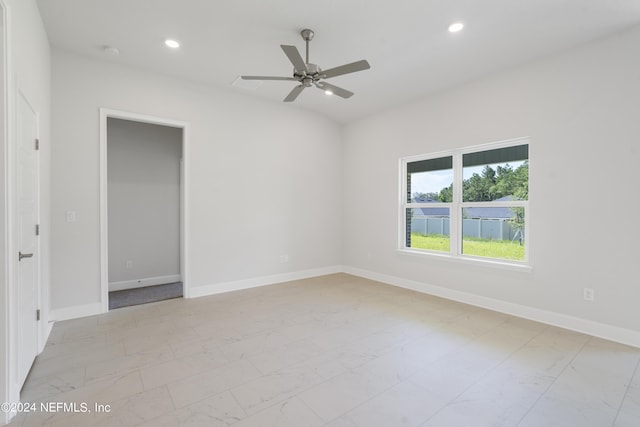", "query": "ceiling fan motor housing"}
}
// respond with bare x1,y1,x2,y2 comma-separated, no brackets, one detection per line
295,63,322,86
